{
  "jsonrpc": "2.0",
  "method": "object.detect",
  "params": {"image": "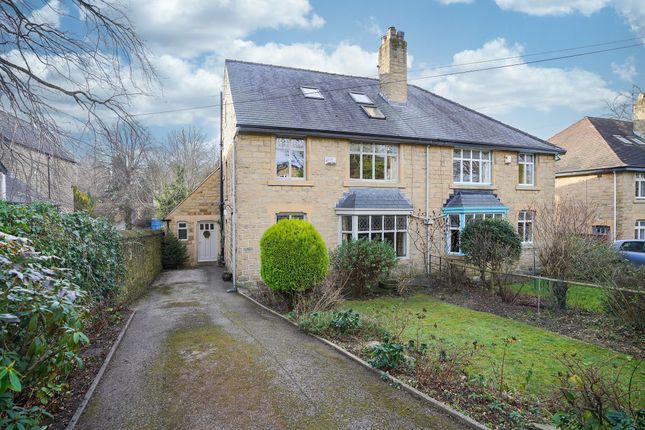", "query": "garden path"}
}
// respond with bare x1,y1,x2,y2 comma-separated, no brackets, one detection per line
75,266,463,430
